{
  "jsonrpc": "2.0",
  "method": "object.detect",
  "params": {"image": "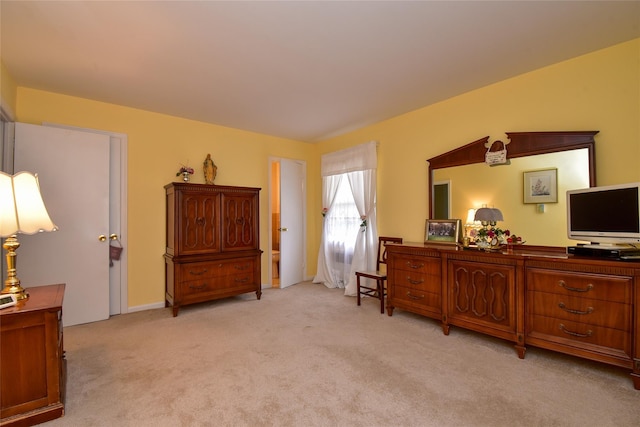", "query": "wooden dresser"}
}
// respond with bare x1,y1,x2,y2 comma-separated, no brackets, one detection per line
1,284,66,426
164,183,262,316
386,243,640,389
